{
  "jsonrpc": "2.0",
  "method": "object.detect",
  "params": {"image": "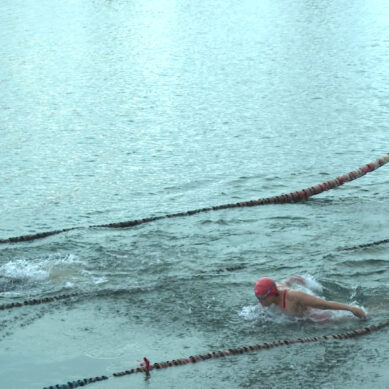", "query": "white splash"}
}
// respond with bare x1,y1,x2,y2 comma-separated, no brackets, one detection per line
239,305,259,321
239,304,300,324
0,253,83,282
1,259,48,281
301,274,323,293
